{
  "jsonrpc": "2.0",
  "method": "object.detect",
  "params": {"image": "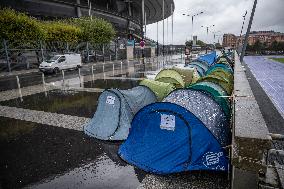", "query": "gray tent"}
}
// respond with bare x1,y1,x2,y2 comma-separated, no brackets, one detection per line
84,86,157,140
